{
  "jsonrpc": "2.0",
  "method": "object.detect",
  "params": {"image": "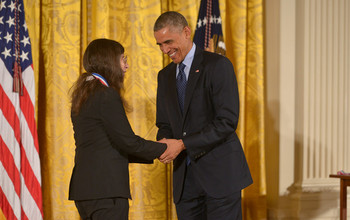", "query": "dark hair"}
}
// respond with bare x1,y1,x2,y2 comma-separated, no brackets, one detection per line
70,38,127,114
153,11,188,32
